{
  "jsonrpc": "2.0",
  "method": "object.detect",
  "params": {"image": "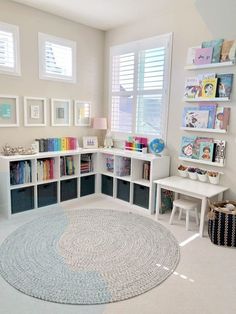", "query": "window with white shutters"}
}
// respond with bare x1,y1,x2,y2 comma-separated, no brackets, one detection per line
110,33,172,139
0,22,21,76
38,33,76,83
